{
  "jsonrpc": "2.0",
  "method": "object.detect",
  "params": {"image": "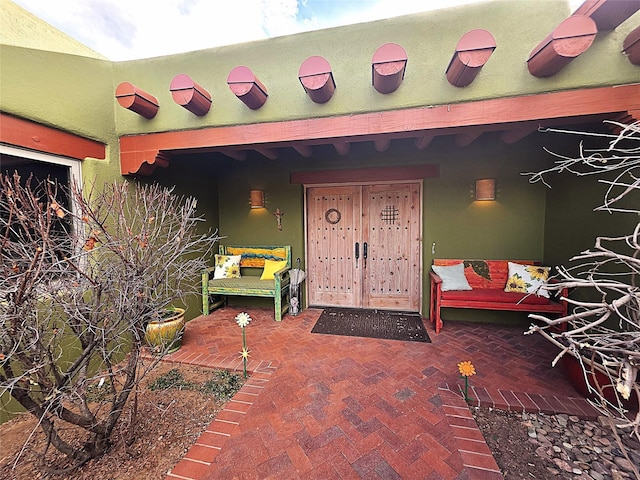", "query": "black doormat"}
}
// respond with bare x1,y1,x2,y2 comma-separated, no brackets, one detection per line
311,307,431,343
